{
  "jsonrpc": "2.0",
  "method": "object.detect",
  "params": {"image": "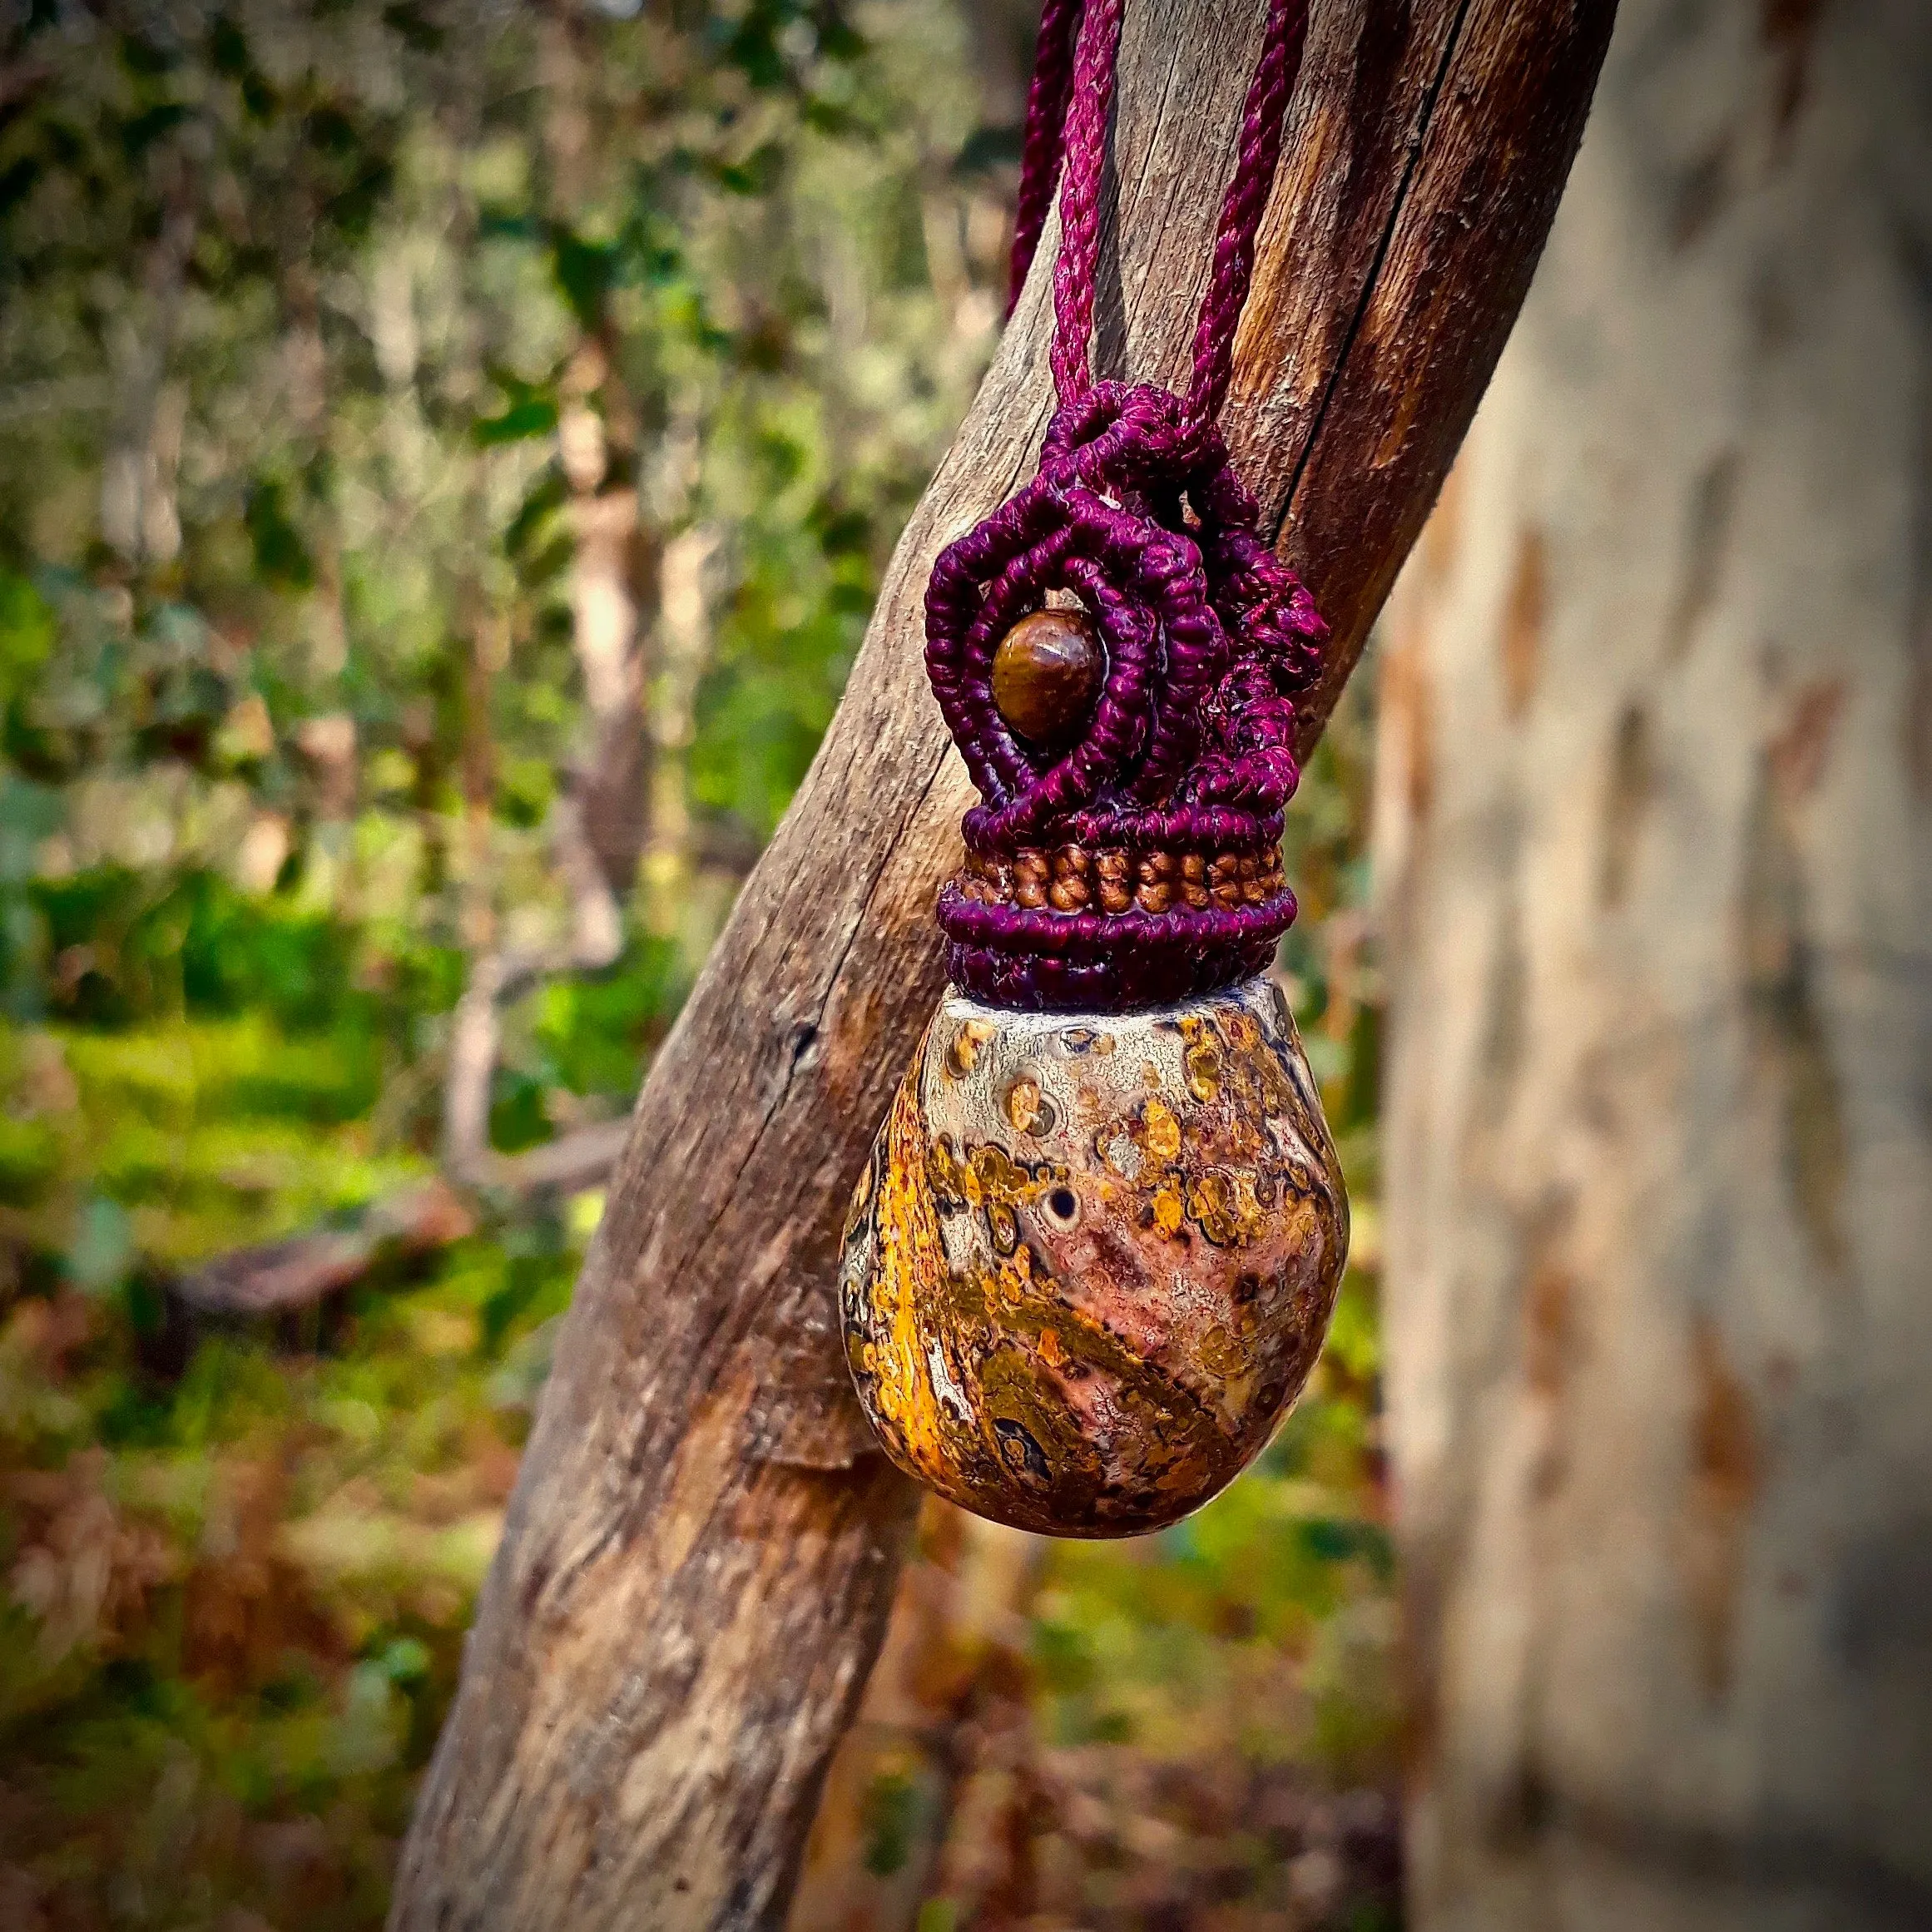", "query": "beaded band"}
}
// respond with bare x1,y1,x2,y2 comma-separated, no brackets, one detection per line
956,844,1289,915
928,0,1323,1013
